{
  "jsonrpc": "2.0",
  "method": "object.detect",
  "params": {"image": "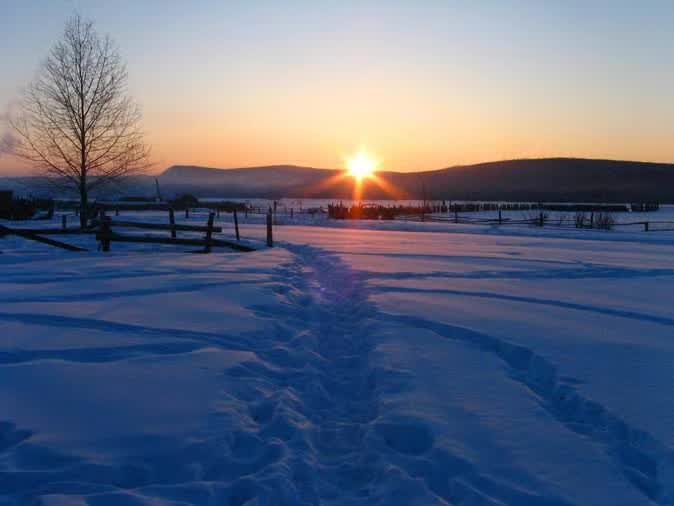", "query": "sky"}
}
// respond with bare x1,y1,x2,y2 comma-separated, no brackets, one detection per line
2,0,674,175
